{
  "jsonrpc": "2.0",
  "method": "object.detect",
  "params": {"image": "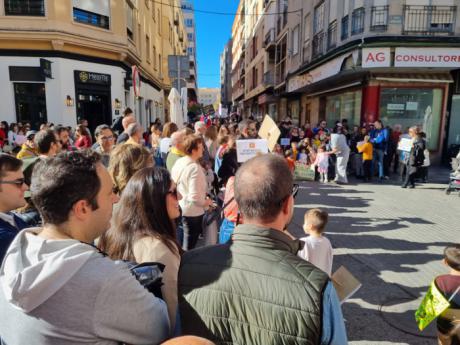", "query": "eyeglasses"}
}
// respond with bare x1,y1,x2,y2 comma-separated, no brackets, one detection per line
101,136,114,141
278,184,300,206
0,178,26,187
167,188,178,199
